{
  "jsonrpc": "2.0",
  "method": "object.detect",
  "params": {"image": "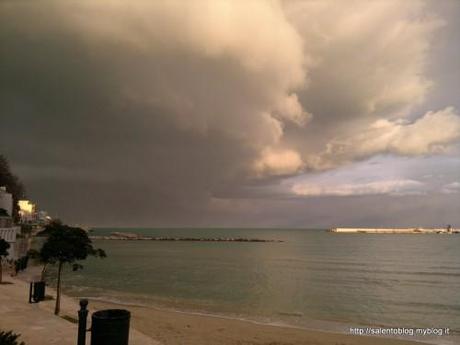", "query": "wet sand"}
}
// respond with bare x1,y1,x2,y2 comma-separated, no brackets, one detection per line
89,300,429,345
